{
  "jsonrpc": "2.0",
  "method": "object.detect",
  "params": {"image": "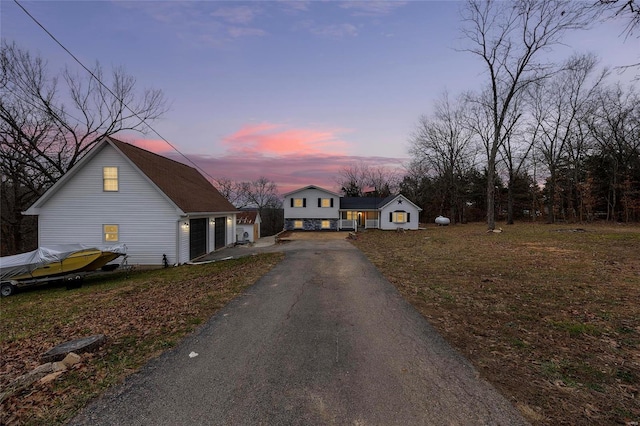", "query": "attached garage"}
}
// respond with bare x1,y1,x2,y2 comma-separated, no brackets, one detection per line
214,217,226,250
189,218,207,259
